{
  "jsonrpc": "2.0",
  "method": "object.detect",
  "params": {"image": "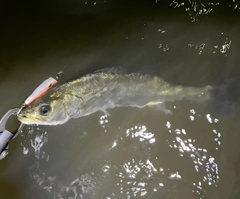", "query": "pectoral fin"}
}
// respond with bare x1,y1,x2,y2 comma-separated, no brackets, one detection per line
63,93,84,118
146,102,172,114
